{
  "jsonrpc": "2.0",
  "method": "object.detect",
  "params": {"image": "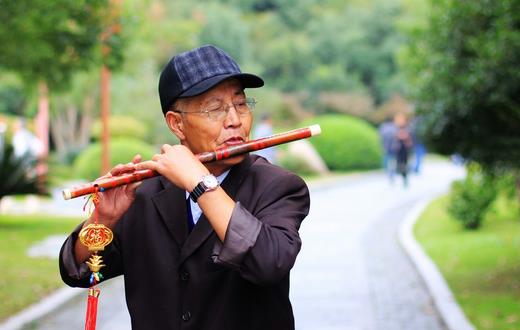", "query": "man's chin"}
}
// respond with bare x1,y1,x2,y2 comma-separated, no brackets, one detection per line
222,154,246,166
207,154,246,174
